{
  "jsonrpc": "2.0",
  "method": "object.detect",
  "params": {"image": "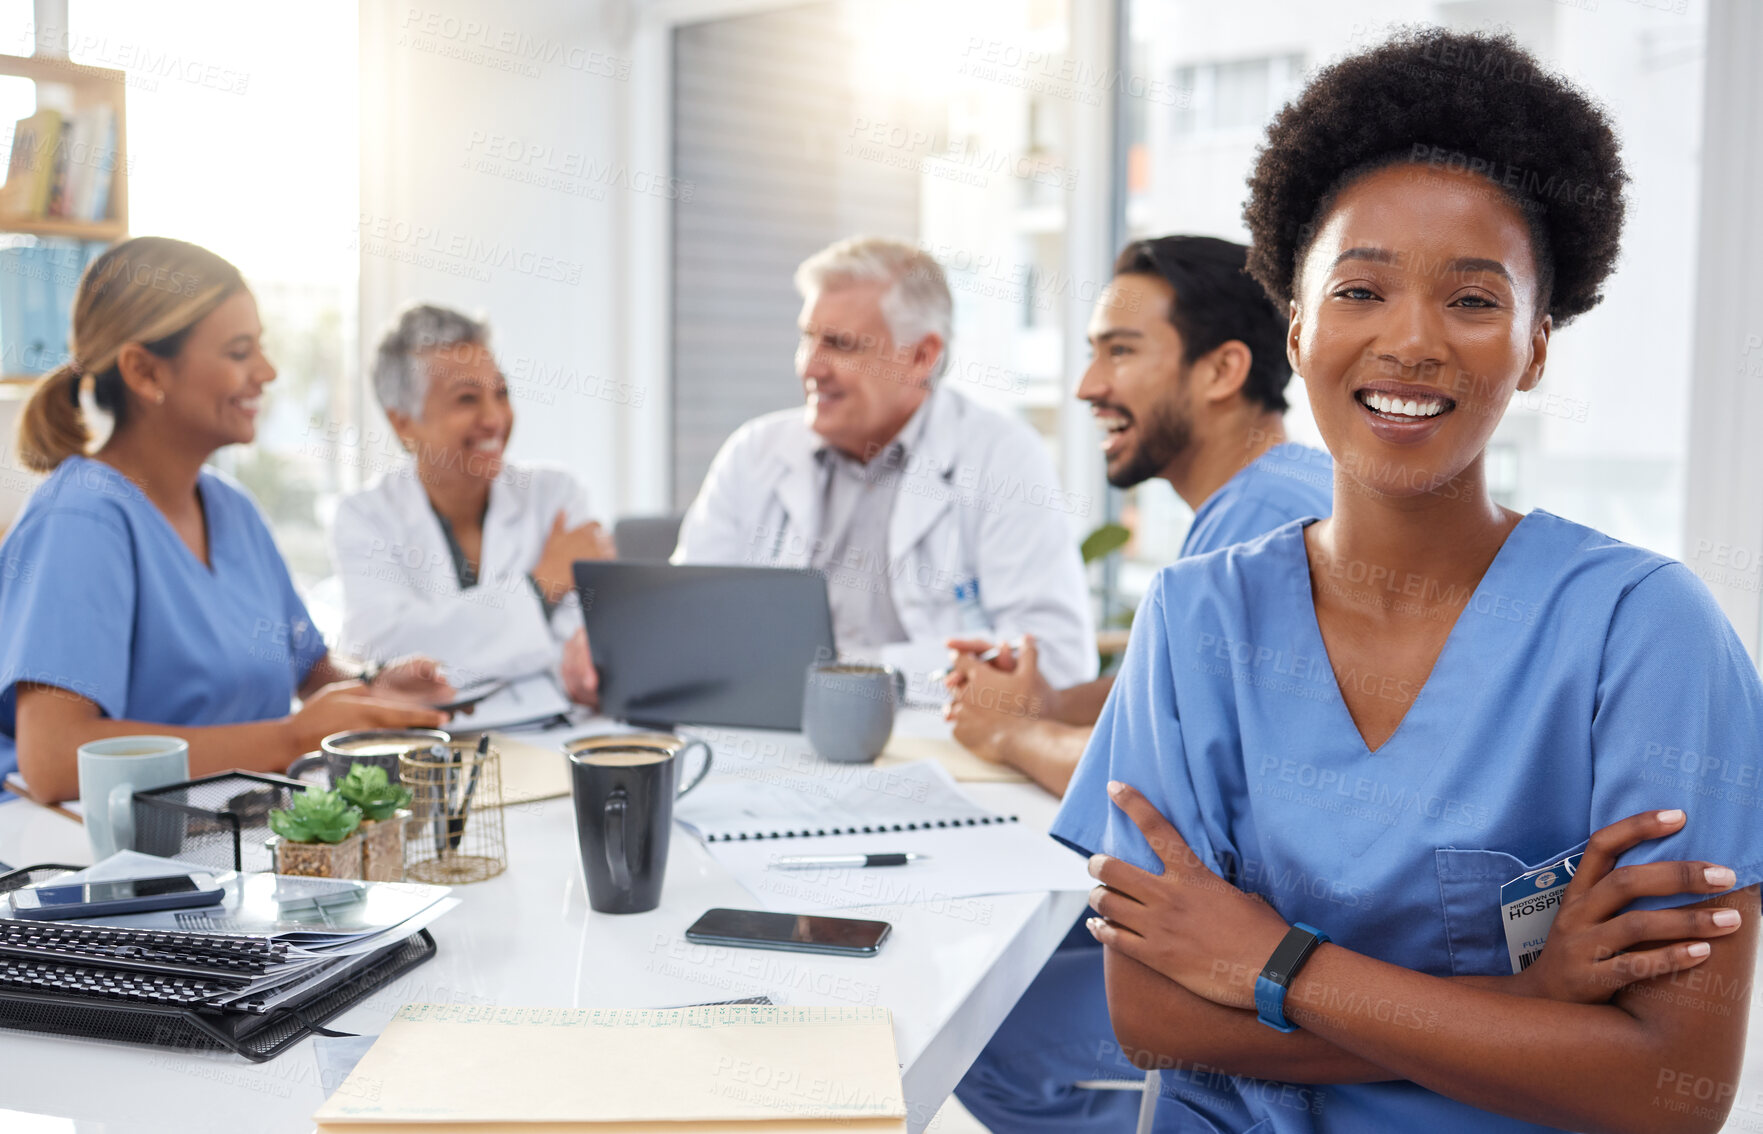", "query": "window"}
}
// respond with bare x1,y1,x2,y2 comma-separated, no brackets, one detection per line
64,0,360,594
1170,54,1304,138
1115,0,1707,603
669,0,1076,507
